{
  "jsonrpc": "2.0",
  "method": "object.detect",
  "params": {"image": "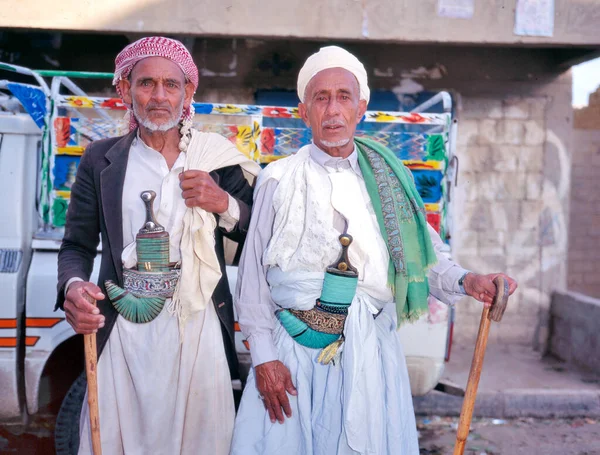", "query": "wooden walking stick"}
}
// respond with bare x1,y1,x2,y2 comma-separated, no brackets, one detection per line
453,276,509,455
83,292,102,455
